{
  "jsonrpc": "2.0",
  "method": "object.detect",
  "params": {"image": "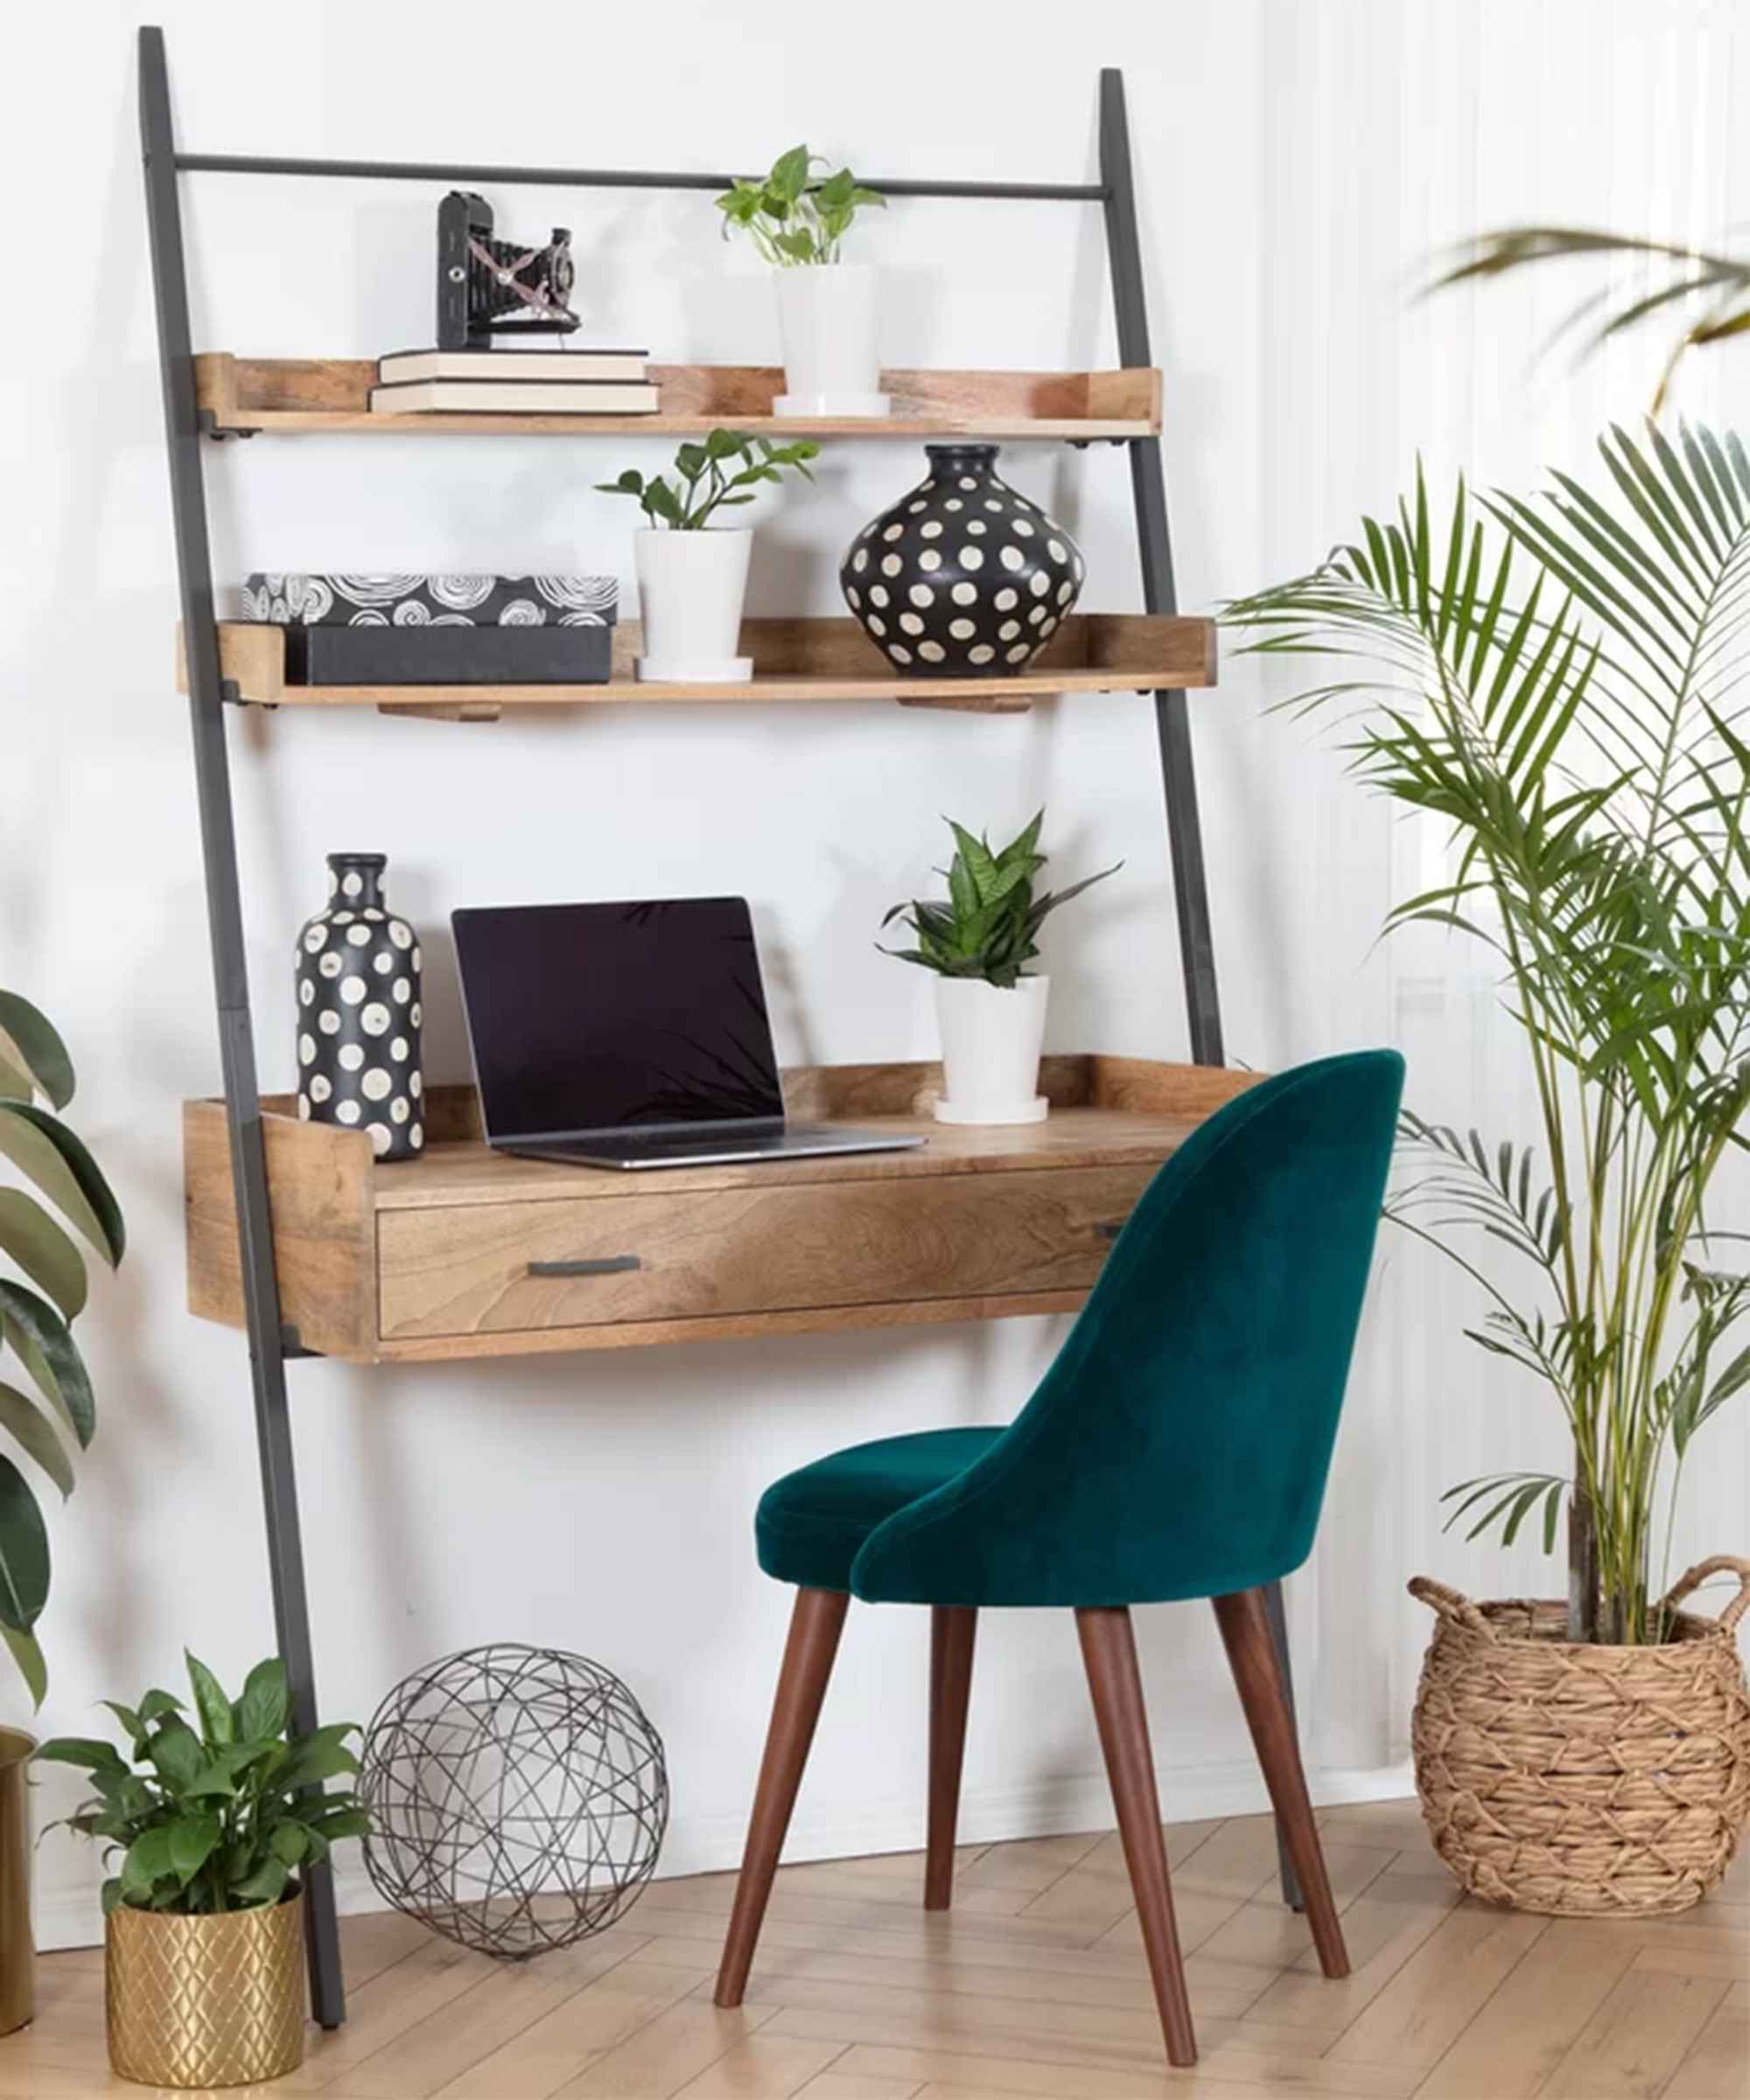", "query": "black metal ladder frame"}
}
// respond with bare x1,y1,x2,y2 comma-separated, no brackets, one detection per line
136,26,1298,2029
